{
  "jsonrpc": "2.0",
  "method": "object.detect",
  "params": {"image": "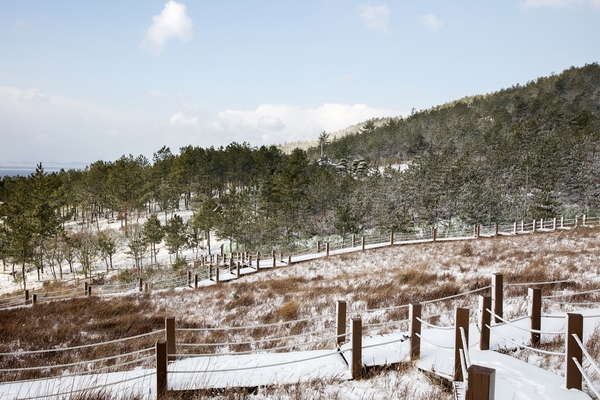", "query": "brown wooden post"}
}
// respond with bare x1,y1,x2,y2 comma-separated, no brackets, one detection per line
390,230,394,245
215,267,220,284
280,252,283,262
87,285,92,297
474,224,478,238
492,273,503,323
566,313,583,390
139,278,143,292
220,244,224,256
409,302,422,360
479,295,491,351
166,317,175,362
352,234,356,247
528,287,541,346
287,255,291,265
273,254,276,268
248,254,252,266
454,308,470,381
145,283,149,293
467,365,495,400
361,236,365,250
236,262,241,279
513,222,517,235
336,300,346,346
84,282,88,294
209,264,213,280
532,219,536,233
25,289,29,302
326,242,330,257
494,223,498,237
432,227,437,242
187,271,192,287
194,274,198,289
560,216,564,228
553,217,557,231
32,294,37,305
350,317,362,380
317,241,321,253
256,252,260,272
156,340,168,399
583,214,587,226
